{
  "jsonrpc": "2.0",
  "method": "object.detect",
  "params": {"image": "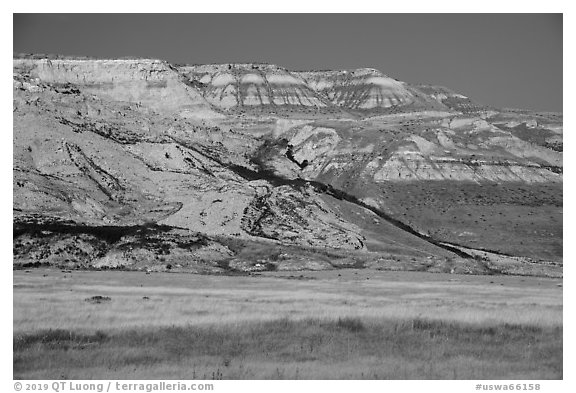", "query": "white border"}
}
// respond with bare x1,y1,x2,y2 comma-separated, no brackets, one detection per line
3,3,572,392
